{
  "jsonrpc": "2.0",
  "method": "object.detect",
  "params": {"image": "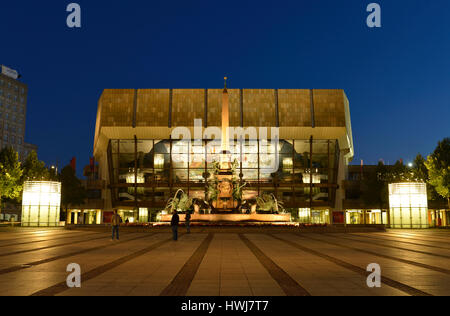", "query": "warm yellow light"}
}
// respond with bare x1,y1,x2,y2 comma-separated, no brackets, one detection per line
298,208,310,223
302,170,321,184
126,169,144,184
389,182,428,229
21,181,61,227
139,208,149,223
282,158,293,170
154,154,164,169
